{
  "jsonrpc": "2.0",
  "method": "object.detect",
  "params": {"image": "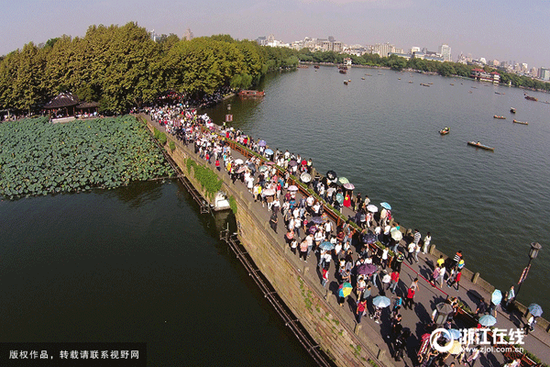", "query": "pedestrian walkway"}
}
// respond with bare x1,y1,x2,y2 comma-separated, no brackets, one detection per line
141,112,550,367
